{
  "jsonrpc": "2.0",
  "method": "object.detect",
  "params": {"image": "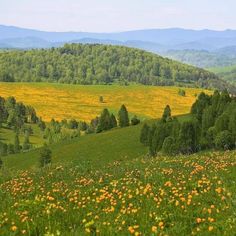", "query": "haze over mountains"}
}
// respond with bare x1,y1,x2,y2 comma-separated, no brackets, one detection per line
1,25,236,68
